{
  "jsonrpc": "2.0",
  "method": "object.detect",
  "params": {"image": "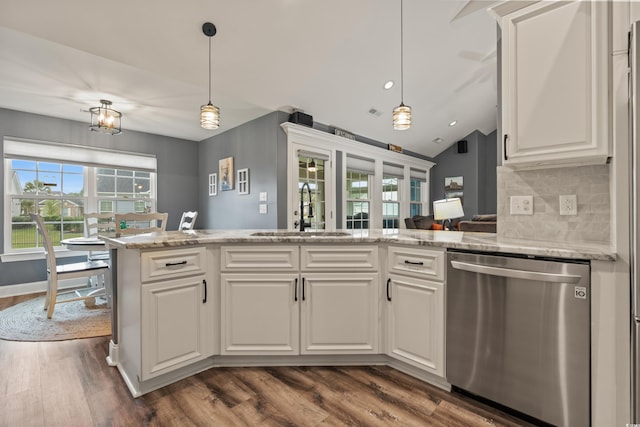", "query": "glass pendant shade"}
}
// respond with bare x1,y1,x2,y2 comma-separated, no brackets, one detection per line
200,102,220,129
393,104,412,130
89,100,122,135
